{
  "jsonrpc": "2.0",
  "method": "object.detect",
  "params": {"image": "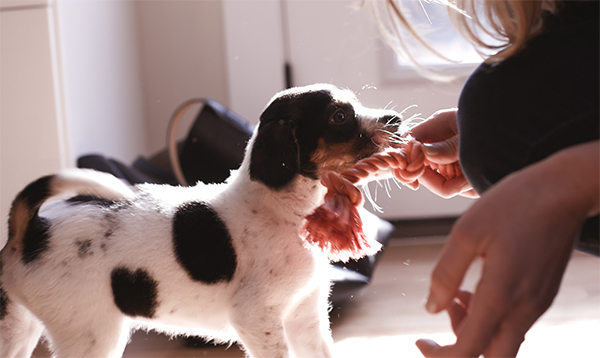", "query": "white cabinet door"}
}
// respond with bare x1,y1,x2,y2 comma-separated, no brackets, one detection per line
1,0,48,9
1,6,66,246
